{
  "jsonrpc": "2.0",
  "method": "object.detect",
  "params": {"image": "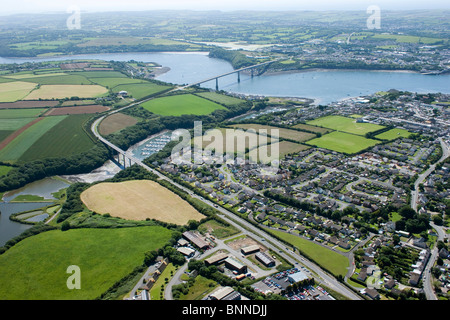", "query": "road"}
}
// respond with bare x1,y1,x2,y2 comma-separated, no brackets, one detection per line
411,137,450,211
90,80,363,301
423,222,447,300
